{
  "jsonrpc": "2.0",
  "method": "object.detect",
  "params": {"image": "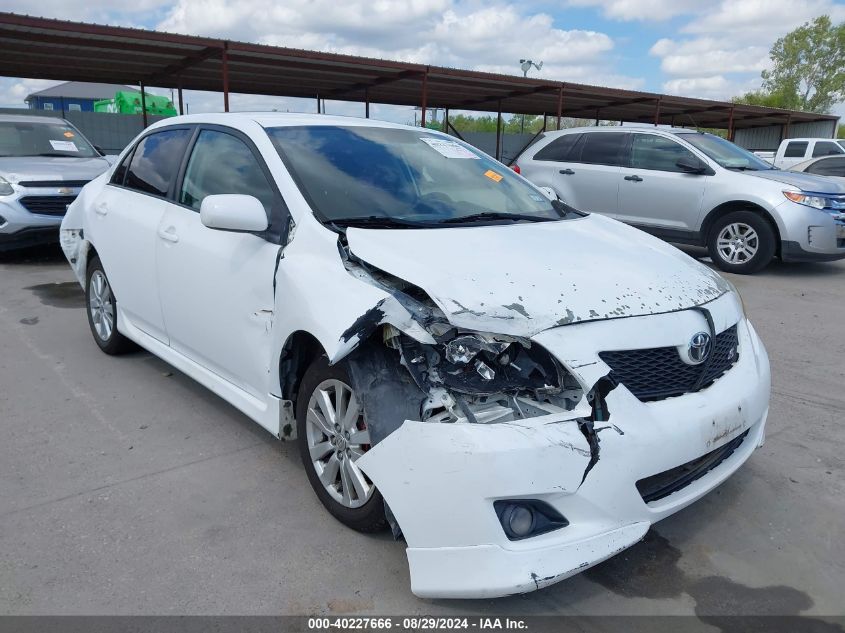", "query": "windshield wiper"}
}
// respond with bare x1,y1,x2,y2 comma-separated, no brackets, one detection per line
552,199,587,218
33,153,80,157
328,215,438,229
435,211,555,225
